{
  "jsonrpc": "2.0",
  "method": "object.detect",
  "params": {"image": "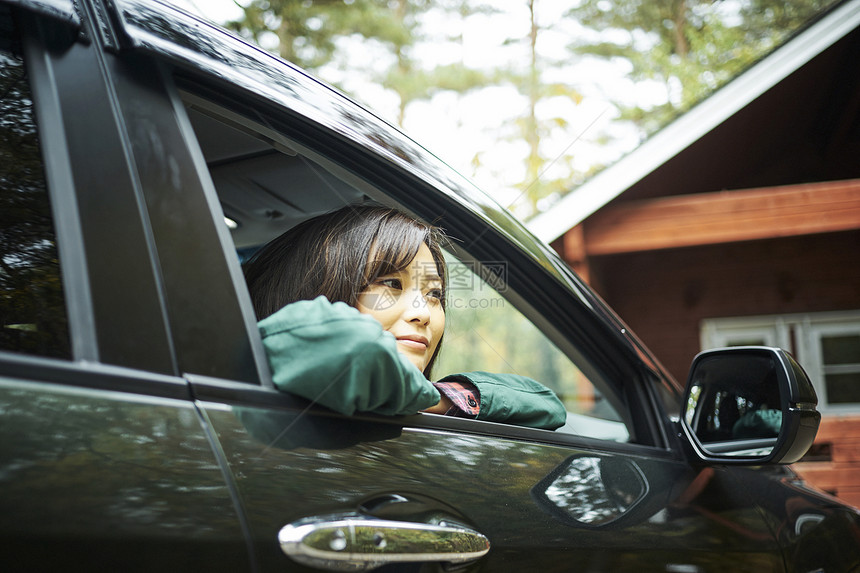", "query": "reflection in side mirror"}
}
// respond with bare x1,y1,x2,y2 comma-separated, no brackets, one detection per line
681,347,820,465
531,455,648,528
686,352,782,456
